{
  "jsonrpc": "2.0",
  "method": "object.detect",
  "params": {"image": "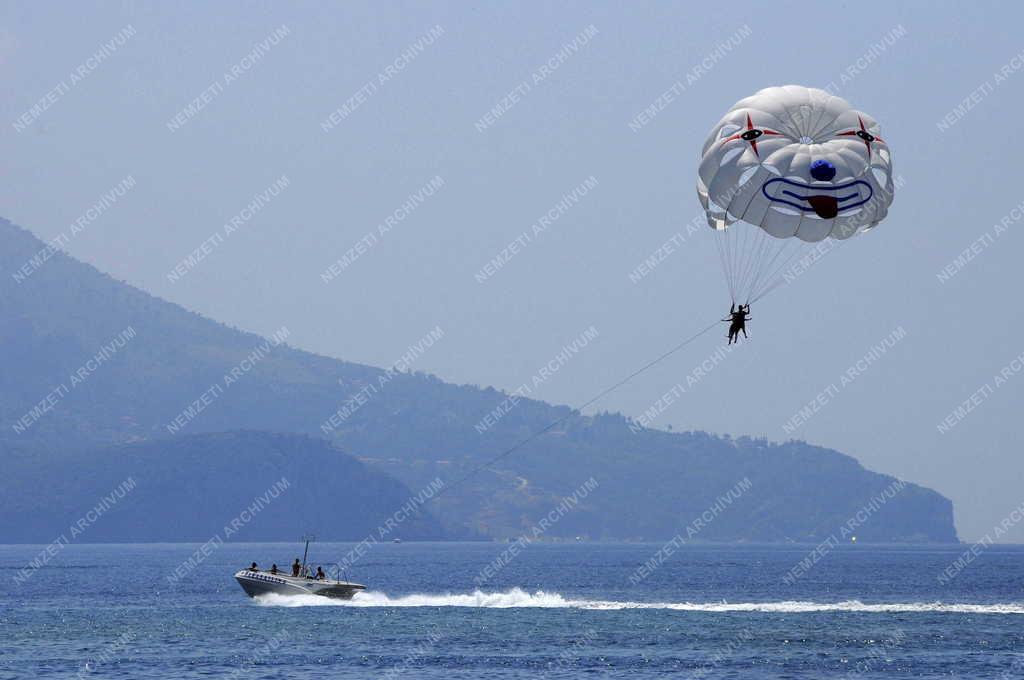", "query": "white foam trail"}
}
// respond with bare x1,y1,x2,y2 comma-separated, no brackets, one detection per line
256,588,570,608
252,588,1024,614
